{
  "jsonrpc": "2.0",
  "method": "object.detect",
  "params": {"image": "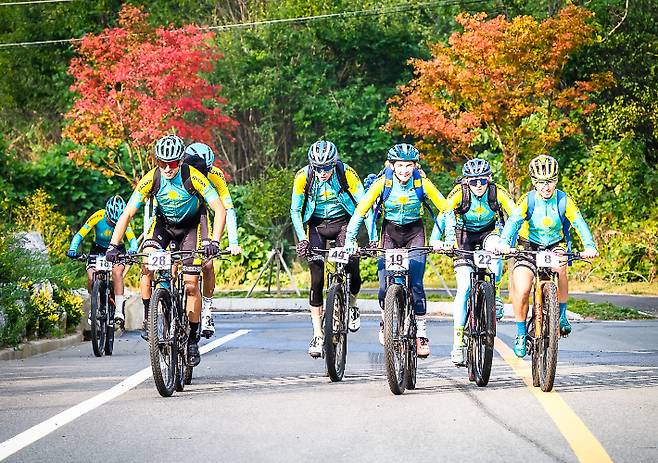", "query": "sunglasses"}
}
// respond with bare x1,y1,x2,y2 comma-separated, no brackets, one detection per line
534,179,557,188
313,165,334,173
157,159,181,170
468,178,489,187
